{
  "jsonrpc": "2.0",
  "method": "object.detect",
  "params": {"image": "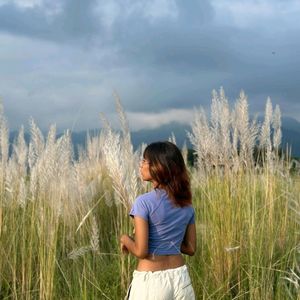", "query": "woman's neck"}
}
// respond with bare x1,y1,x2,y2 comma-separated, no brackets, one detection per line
151,180,159,188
